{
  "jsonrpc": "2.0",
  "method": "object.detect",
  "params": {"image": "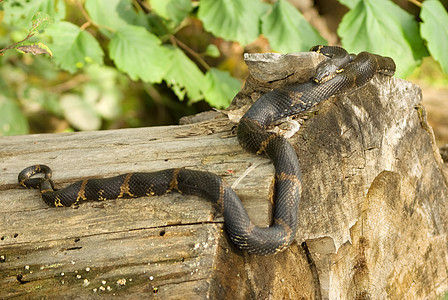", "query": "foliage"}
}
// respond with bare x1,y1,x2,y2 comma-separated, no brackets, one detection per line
261,0,325,52
420,0,448,73
338,0,428,77
0,0,447,136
